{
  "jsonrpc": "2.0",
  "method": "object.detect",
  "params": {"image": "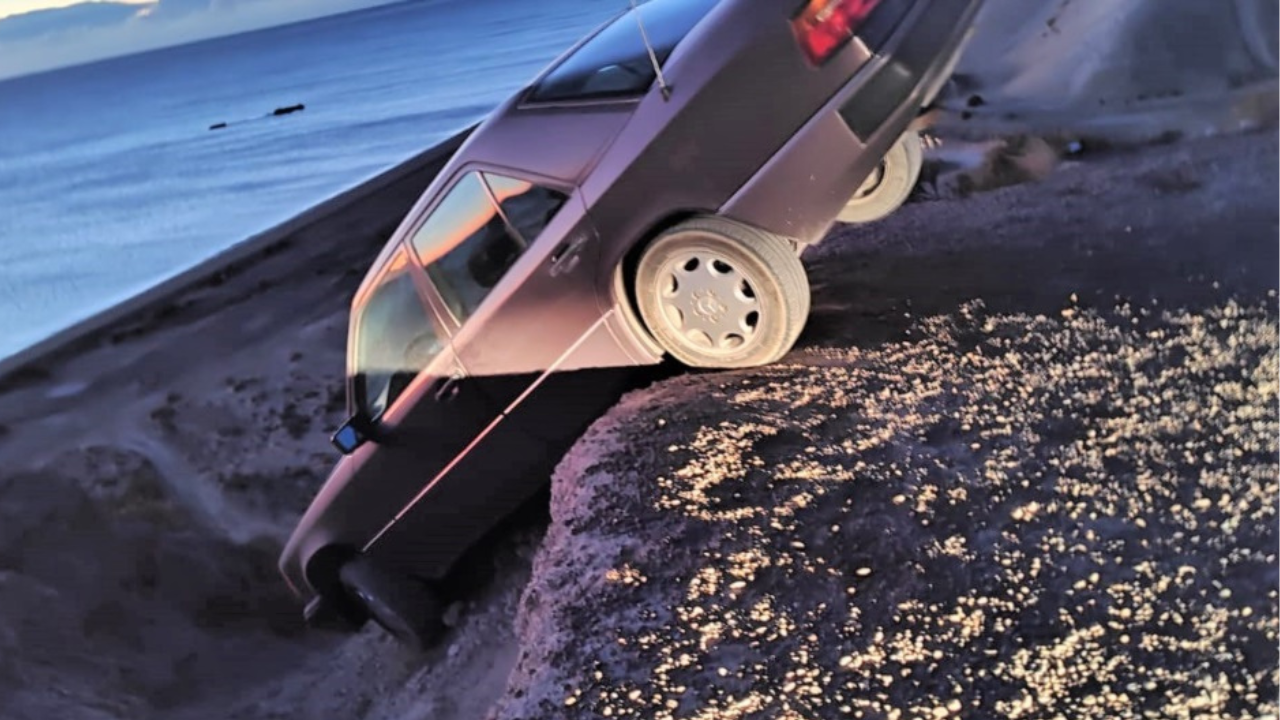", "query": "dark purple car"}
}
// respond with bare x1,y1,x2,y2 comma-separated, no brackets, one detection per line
280,0,983,646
